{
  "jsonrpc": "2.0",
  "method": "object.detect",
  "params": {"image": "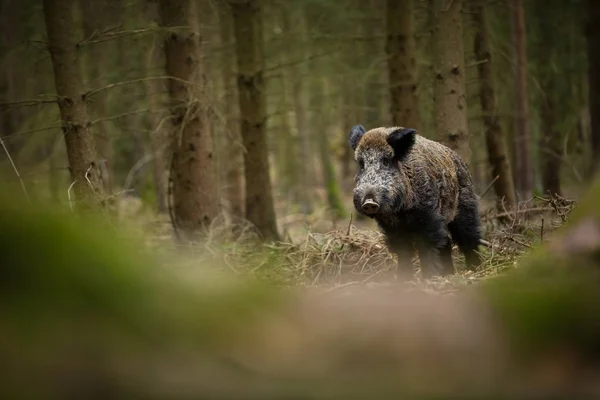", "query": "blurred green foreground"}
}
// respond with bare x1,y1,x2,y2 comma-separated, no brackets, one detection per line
2,182,600,399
